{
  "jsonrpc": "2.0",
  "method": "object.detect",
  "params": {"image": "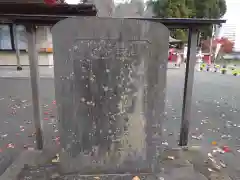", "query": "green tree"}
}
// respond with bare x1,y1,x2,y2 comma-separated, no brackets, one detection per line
194,0,226,18
194,0,226,39
149,0,190,18
148,0,226,40
148,0,190,40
